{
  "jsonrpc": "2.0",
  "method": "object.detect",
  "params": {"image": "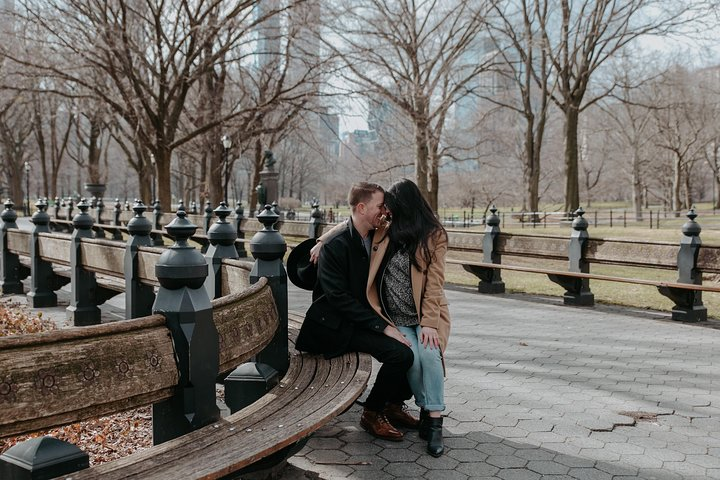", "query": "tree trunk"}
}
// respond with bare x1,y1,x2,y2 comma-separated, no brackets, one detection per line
155,146,173,212
523,116,540,220
631,148,643,221
563,105,580,214
429,153,439,212
672,155,682,216
413,102,430,202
